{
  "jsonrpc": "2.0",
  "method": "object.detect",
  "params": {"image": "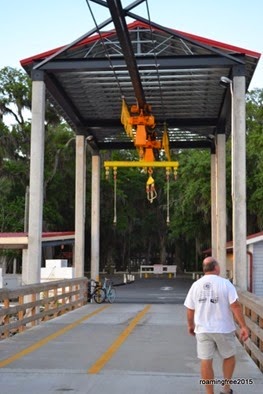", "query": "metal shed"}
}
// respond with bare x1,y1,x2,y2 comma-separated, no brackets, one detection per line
20,0,261,288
